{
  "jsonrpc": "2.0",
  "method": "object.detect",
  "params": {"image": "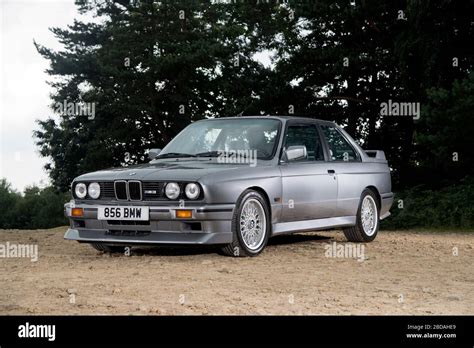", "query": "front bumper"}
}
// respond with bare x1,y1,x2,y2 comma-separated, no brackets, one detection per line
64,201,234,245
